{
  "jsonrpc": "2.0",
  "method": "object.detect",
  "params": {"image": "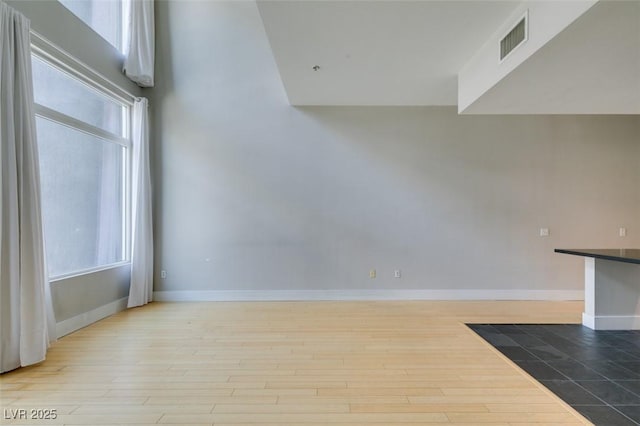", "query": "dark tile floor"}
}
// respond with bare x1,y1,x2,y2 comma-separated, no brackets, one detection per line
468,324,640,426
